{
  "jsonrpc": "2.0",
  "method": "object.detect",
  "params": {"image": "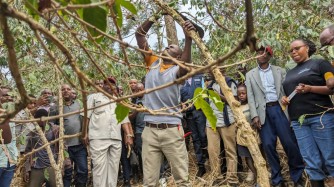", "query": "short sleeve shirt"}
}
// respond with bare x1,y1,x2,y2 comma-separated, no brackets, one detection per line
87,93,130,140
283,59,334,120
0,122,18,167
